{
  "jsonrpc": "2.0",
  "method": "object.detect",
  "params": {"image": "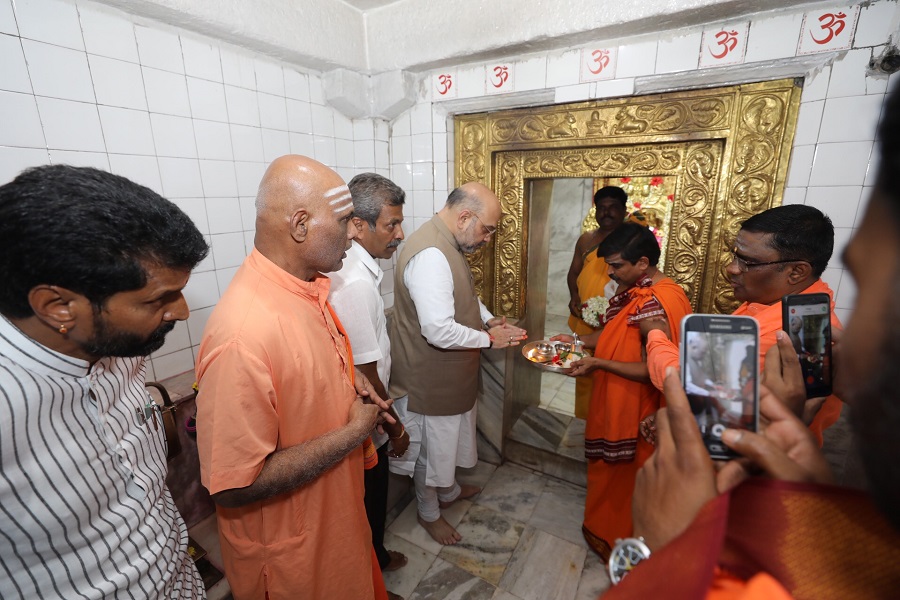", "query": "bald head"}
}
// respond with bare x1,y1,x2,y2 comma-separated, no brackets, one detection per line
445,182,499,214
256,155,345,220
254,155,356,280
440,182,501,254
